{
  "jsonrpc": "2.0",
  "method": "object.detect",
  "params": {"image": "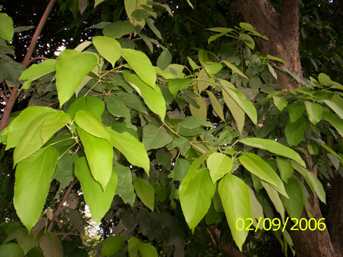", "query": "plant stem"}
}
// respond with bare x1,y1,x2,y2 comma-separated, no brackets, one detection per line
0,0,57,131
